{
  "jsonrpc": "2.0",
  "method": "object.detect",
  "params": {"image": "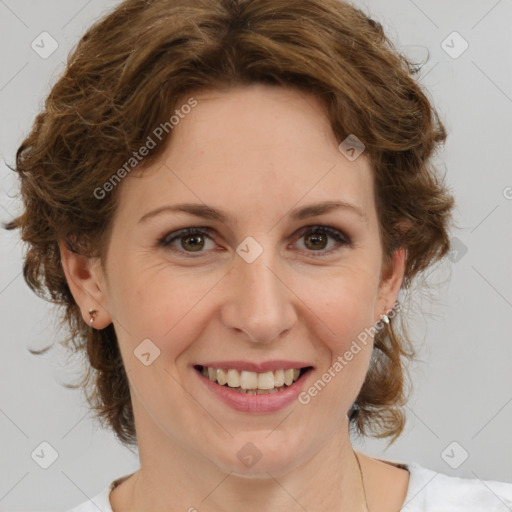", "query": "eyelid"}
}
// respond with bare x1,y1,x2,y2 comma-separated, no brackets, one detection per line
294,224,351,244
158,226,217,255
157,224,352,257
